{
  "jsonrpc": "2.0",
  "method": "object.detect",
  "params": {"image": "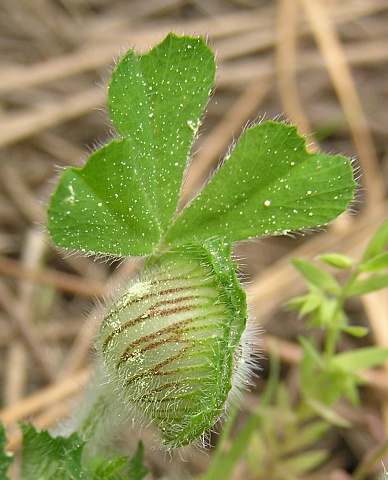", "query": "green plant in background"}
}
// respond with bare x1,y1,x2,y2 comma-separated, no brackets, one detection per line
0,33,356,479
202,220,388,480
291,218,388,415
